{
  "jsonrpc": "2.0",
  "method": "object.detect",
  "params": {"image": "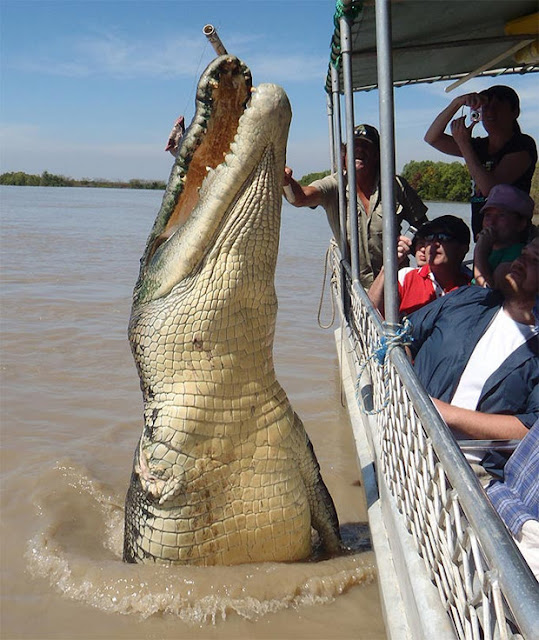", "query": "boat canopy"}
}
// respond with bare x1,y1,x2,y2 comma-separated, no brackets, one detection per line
326,0,539,93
